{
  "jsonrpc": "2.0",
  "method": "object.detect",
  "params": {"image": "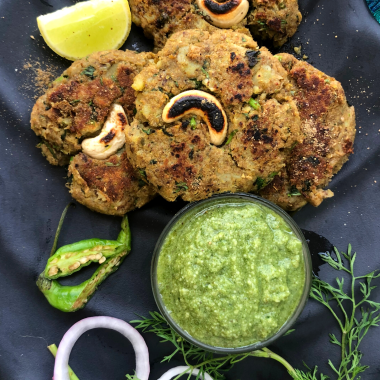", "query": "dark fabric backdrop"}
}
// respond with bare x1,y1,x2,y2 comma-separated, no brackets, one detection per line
0,0,379,379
